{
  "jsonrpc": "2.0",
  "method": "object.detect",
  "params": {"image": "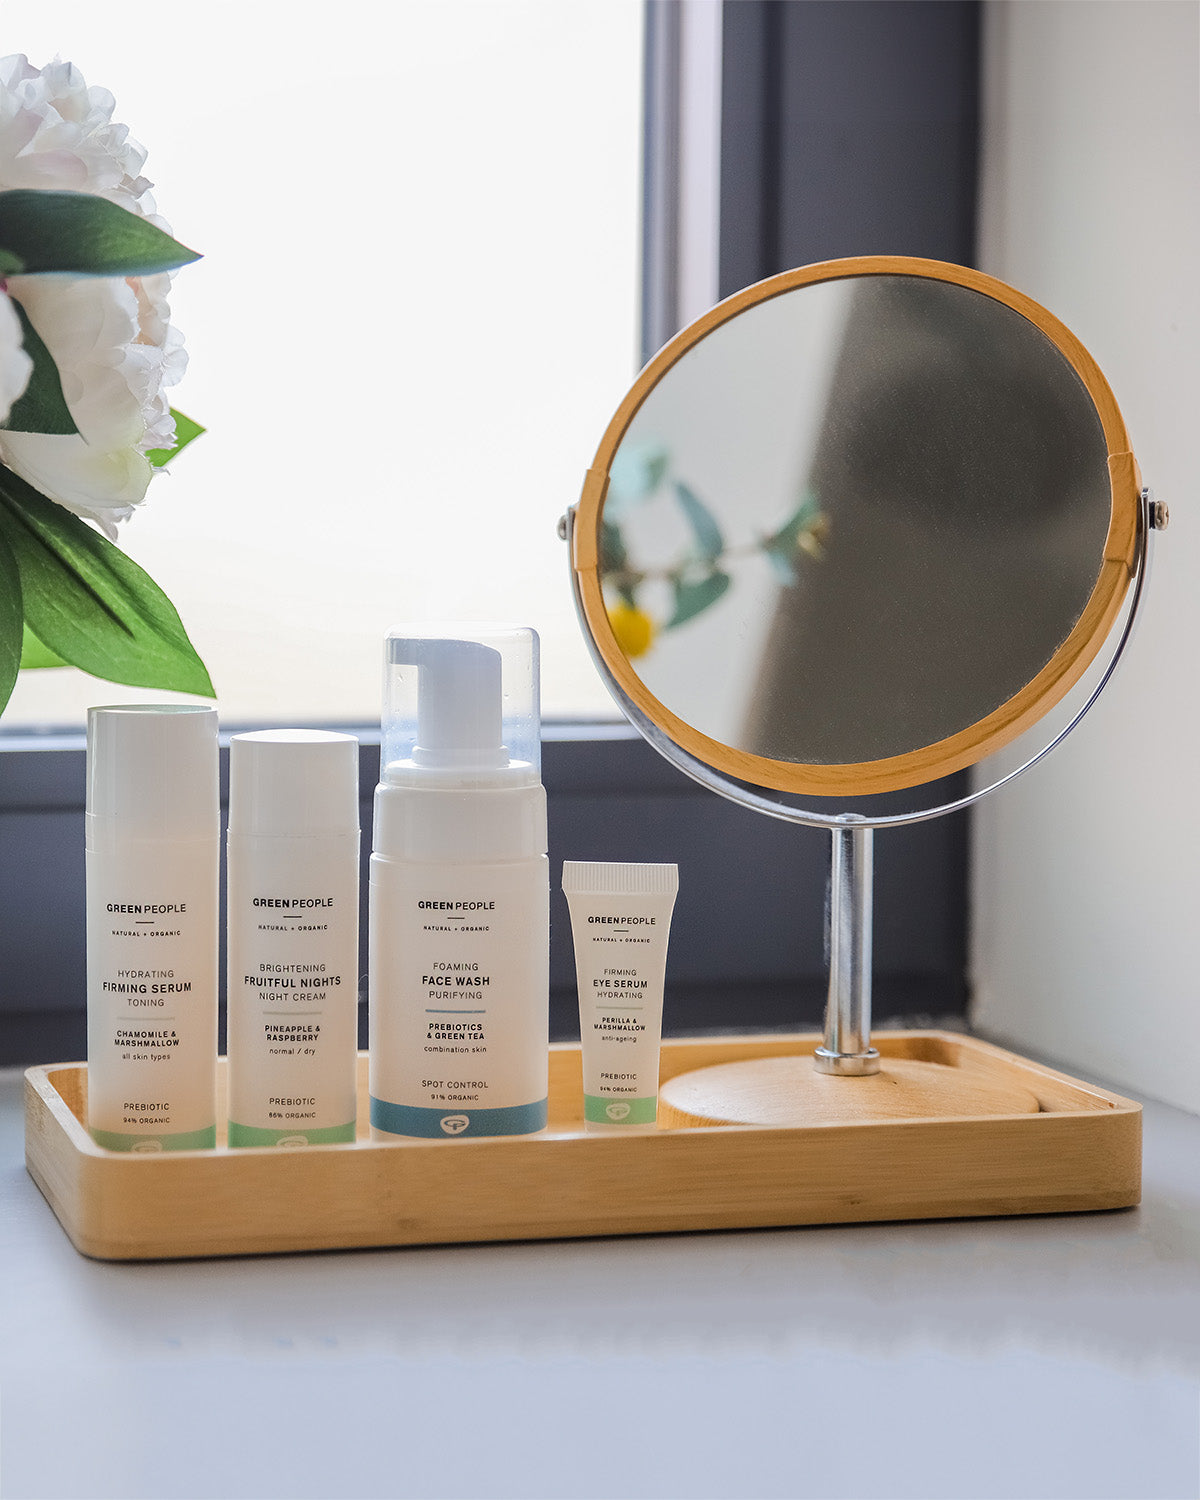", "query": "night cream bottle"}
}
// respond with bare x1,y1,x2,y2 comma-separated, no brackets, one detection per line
86,704,219,1152
369,626,549,1138
226,730,360,1147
